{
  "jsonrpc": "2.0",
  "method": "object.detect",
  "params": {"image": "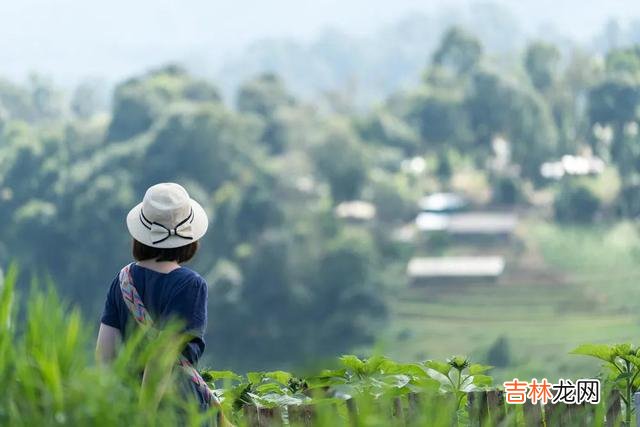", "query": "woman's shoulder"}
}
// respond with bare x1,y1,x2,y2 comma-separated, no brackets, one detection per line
171,266,207,287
